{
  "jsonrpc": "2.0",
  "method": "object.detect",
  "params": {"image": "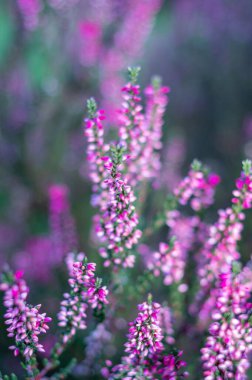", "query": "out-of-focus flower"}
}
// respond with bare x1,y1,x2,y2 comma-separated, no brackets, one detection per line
49,184,78,263
17,0,42,30
174,160,220,211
